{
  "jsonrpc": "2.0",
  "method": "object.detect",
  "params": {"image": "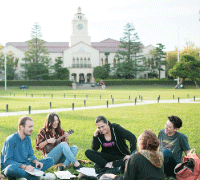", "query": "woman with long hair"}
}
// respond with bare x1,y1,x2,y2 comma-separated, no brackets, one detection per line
36,113,82,171
85,116,137,174
101,130,165,180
